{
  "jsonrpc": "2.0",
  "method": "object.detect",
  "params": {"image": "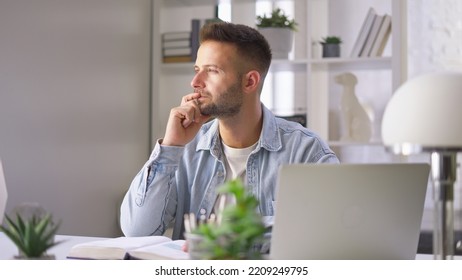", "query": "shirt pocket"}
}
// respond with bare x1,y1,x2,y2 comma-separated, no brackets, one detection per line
263,200,276,216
